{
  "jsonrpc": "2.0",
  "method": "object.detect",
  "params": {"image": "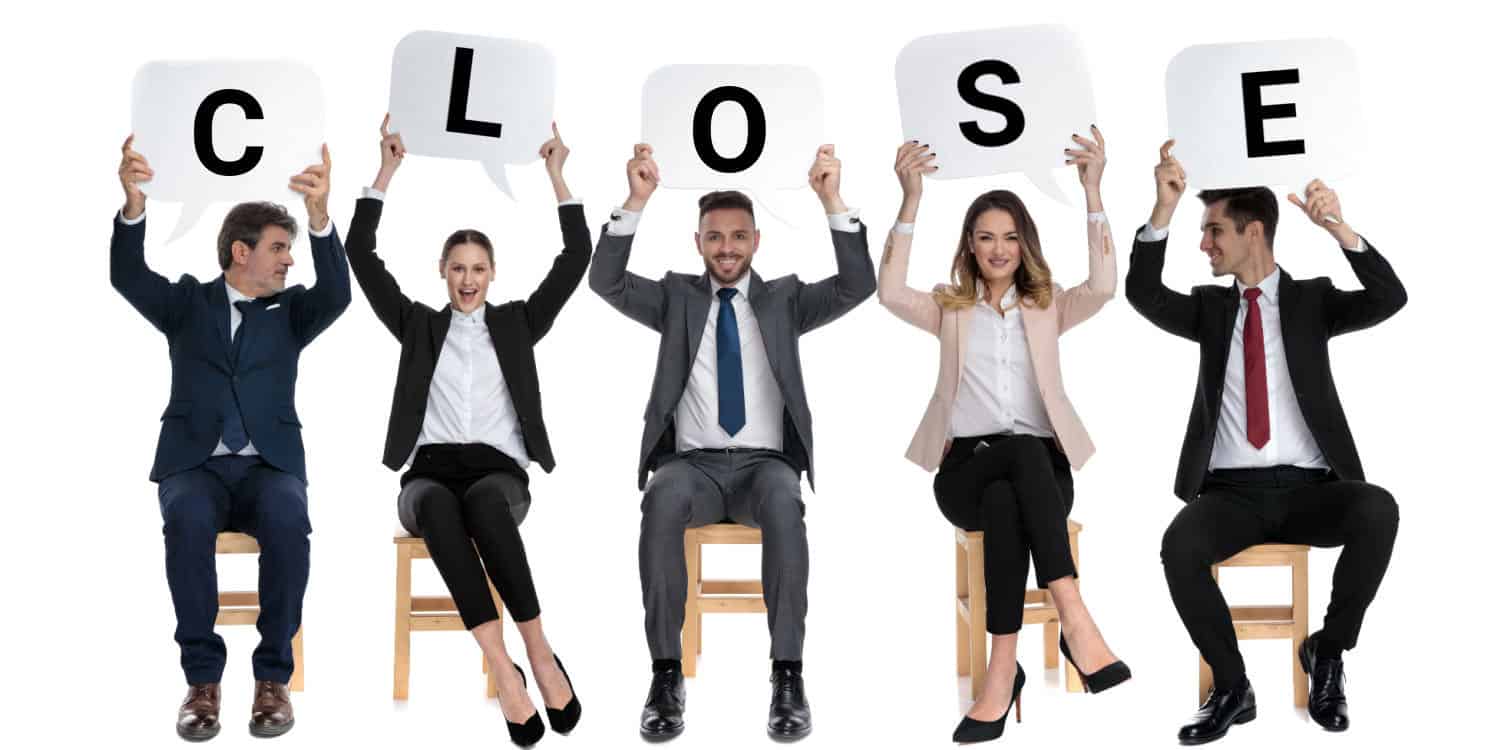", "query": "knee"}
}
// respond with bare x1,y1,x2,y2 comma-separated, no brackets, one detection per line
1351,485,1400,537
641,479,695,531
254,480,310,540
160,496,217,540
1160,520,1209,573
463,476,529,527
756,491,805,535
415,486,463,528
